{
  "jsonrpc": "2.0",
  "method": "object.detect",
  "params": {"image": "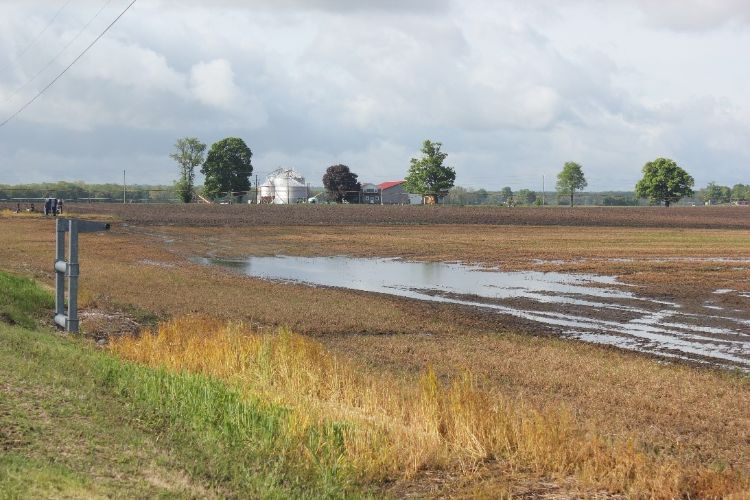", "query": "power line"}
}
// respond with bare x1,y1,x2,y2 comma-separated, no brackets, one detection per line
0,0,74,75
0,0,138,129
4,0,115,104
